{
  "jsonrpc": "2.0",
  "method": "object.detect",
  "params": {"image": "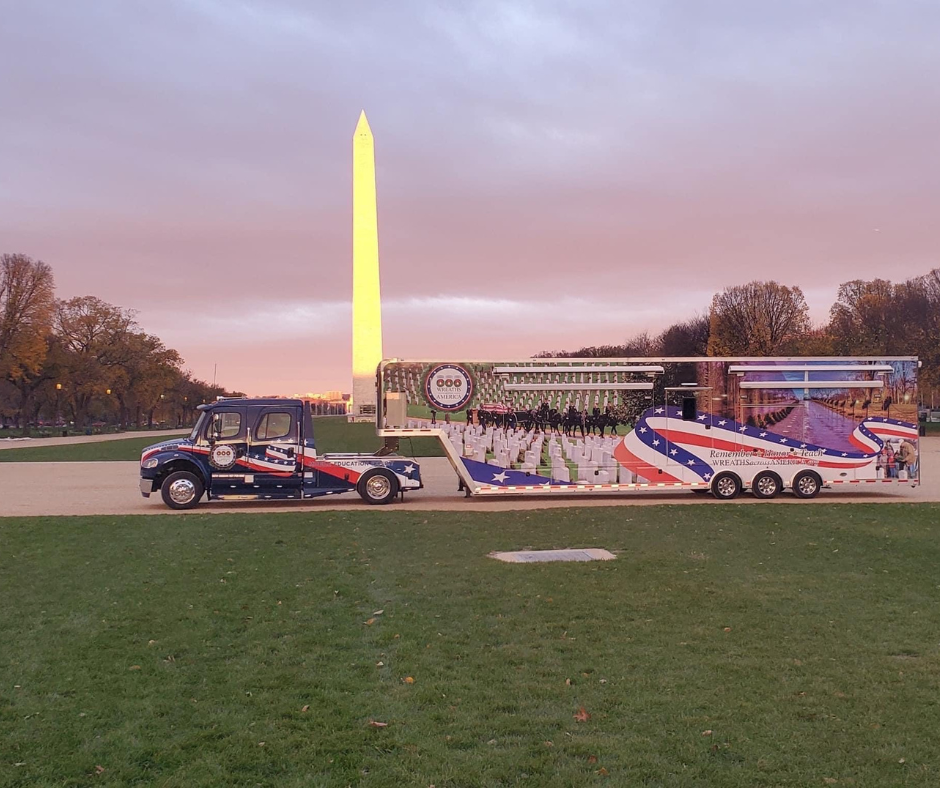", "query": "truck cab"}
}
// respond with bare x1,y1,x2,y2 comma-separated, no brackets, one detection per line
139,398,421,509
